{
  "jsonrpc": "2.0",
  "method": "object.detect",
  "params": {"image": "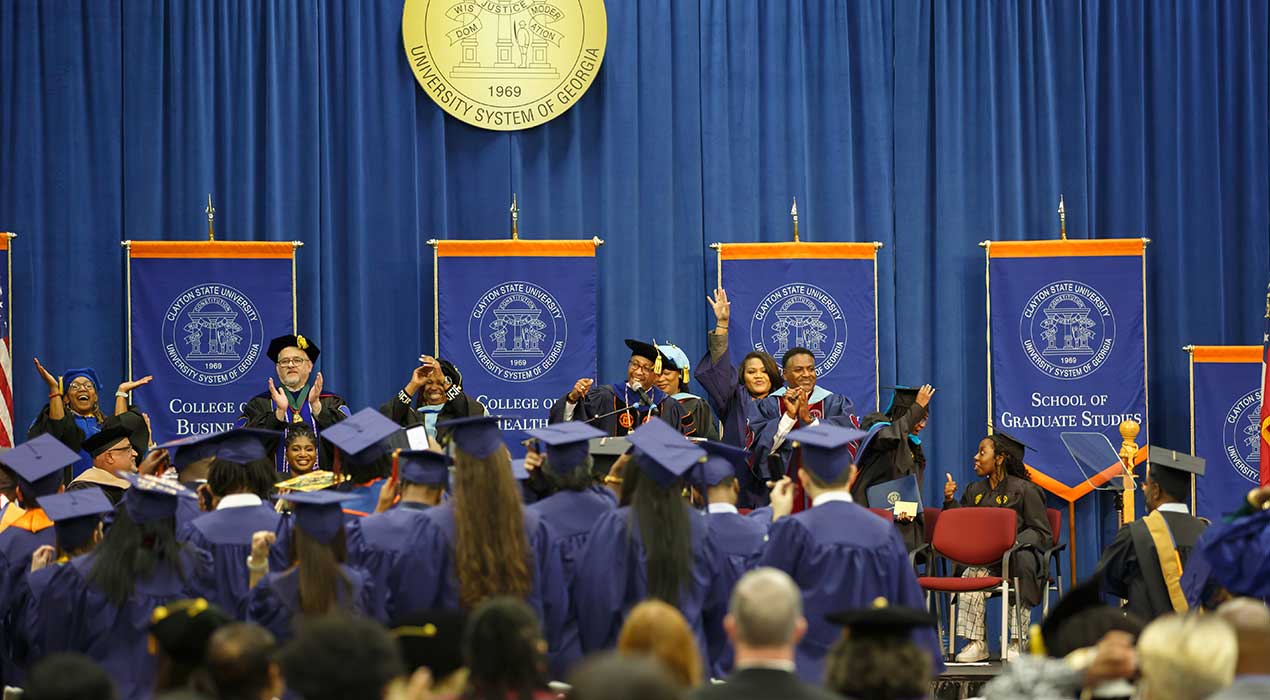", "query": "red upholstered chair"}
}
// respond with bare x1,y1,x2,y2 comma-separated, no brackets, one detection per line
923,507,942,545
1041,508,1065,615
868,507,893,522
917,507,1020,659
